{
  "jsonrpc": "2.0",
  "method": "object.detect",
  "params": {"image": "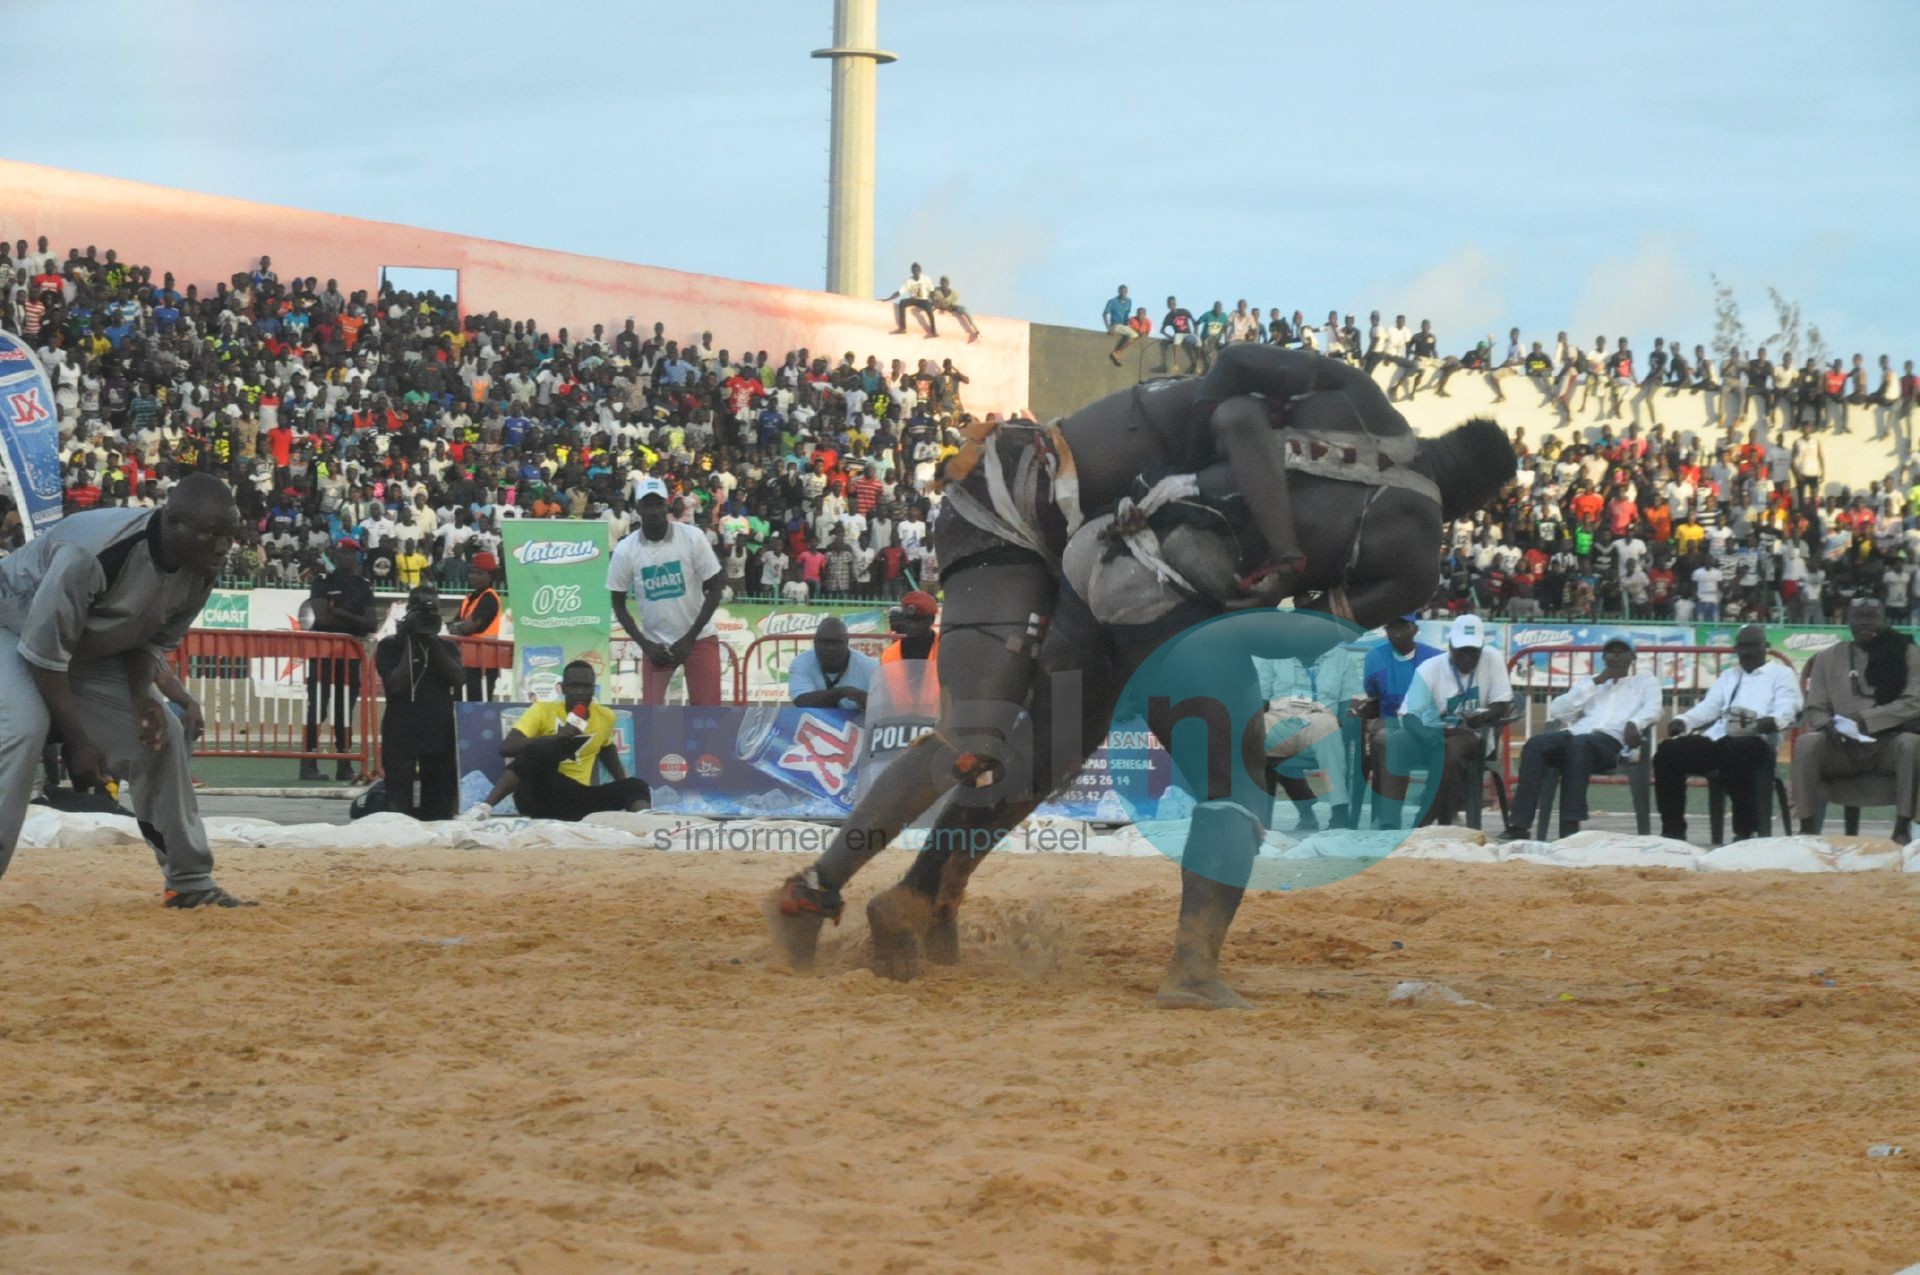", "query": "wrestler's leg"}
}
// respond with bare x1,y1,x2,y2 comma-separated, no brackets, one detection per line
1148,617,1272,1010
767,557,1055,968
